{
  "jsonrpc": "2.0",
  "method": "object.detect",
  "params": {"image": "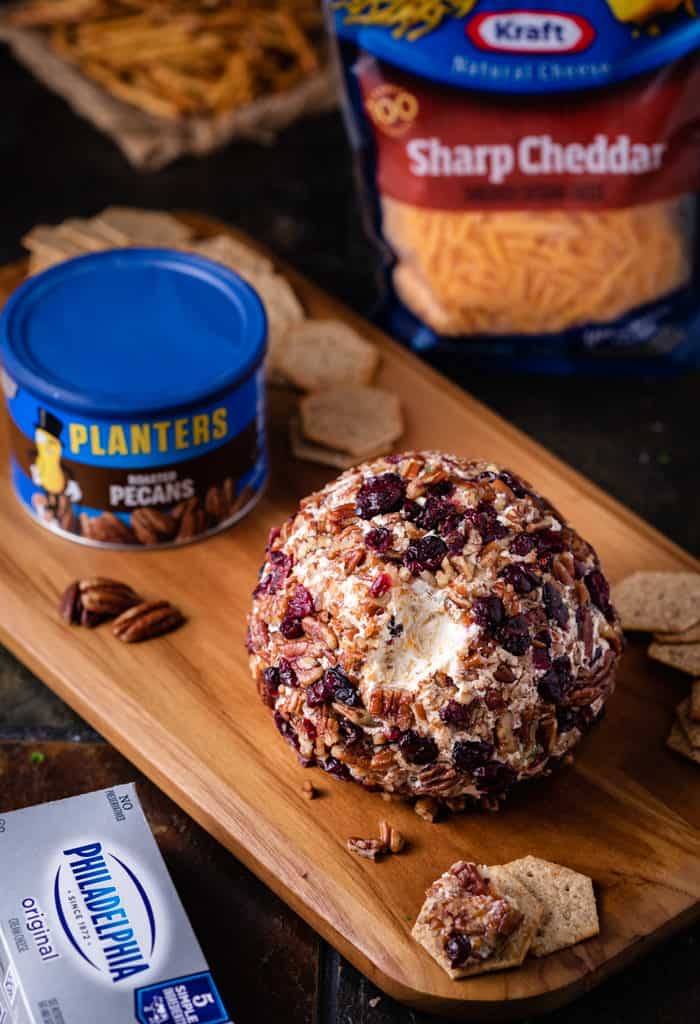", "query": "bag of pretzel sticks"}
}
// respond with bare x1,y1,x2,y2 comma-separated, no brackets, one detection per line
328,0,700,373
